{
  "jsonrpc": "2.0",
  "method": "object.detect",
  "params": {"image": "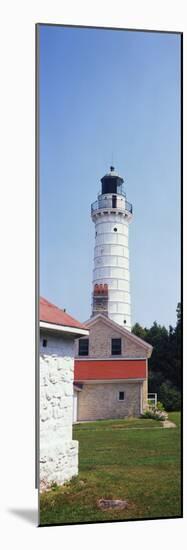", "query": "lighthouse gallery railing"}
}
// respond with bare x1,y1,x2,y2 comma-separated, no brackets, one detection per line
91,196,133,214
